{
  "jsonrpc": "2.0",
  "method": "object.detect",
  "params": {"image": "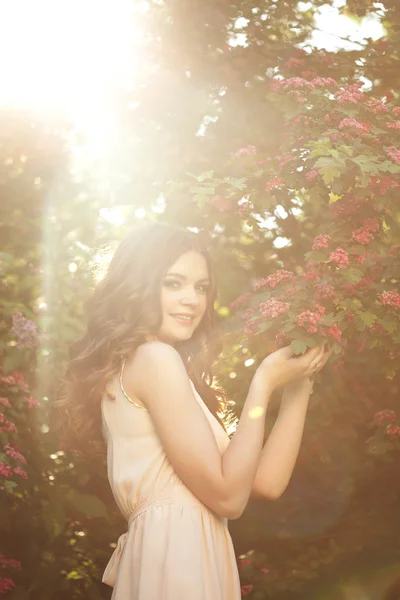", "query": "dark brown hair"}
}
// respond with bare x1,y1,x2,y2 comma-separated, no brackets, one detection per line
54,222,228,456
